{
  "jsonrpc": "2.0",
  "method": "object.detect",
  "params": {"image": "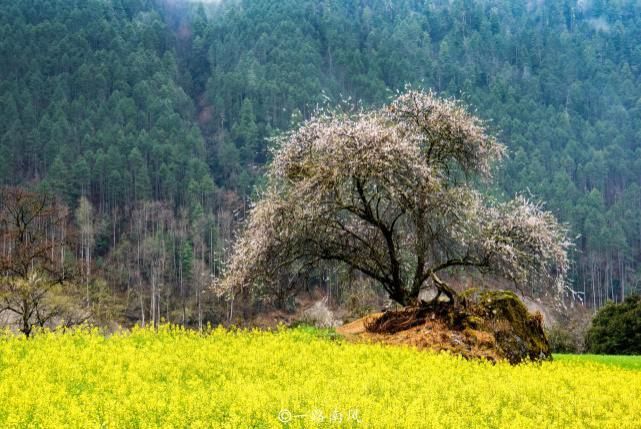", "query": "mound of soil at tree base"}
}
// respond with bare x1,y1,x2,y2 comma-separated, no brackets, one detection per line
336,290,551,364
